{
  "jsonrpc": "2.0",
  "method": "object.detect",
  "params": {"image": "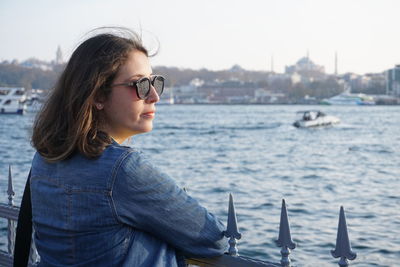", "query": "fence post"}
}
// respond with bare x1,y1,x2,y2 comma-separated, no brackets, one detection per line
7,165,16,256
224,193,242,256
276,199,296,267
331,206,356,267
